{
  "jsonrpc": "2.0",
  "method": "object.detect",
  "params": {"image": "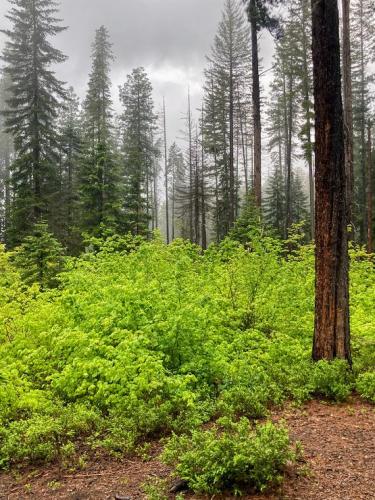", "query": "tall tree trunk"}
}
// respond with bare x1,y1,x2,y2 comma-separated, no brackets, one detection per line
151,132,158,230
285,69,294,237
366,123,373,253
188,92,194,242
201,106,207,250
301,0,315,239
163,98,169,244
229,58,235,226
311,0,351,363
359,1,366,242
250,0,262,208
341,0,354,237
